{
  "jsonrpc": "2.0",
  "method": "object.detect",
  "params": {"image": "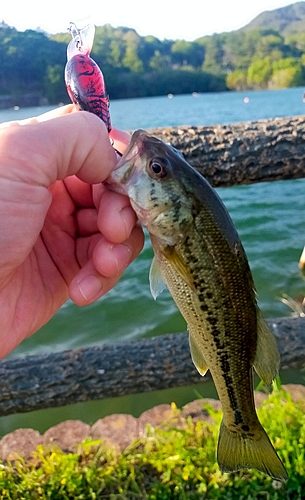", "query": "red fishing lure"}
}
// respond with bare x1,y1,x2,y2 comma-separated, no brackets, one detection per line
65,22,111,132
